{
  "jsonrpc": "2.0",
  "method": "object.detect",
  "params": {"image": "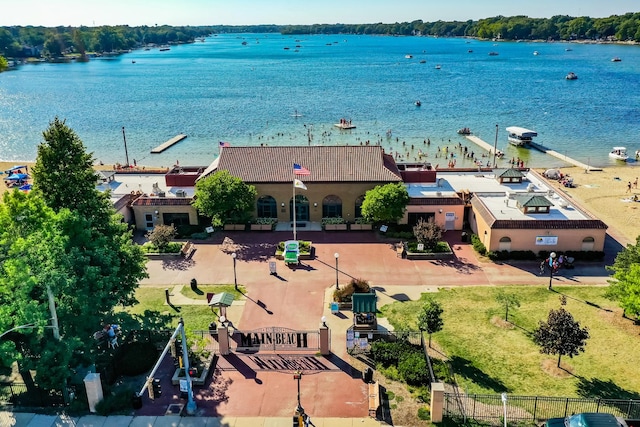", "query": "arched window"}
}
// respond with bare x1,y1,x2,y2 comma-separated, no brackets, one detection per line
355,195,365,218
257,195,277,218
322,195,343,218
499,236,511,251
582,236,595,251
